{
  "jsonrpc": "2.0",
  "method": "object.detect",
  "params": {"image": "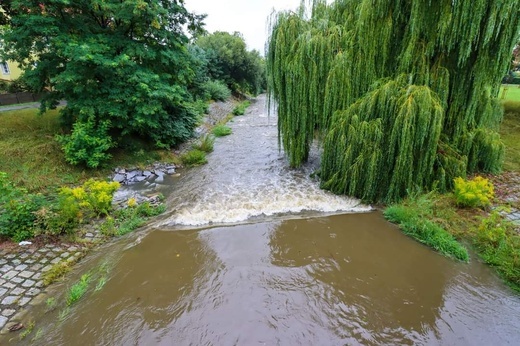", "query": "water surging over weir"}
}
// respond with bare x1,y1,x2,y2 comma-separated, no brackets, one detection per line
145,95,370,228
